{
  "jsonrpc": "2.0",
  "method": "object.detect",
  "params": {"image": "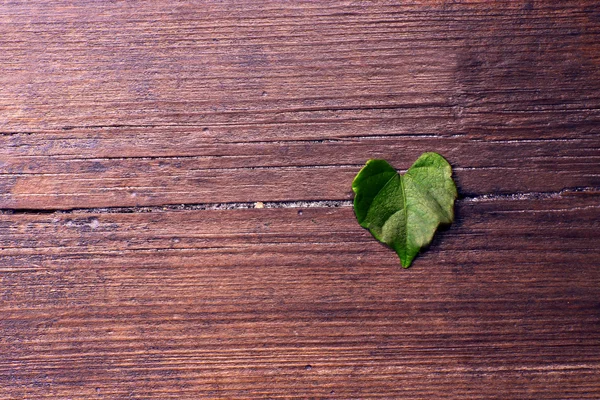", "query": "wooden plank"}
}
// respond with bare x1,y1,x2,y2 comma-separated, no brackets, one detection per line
2,1,599,208
1,1,600,398
1,193,599,398
2,133,600,208
1,1,599,132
